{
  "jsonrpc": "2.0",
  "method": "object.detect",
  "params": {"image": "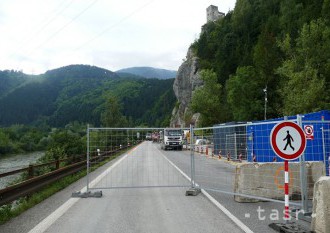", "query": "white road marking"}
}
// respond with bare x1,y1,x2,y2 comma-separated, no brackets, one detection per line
202,190,254,233
159,150,192,183
29,144,252,233
160,151,254,233
27,146,137,233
